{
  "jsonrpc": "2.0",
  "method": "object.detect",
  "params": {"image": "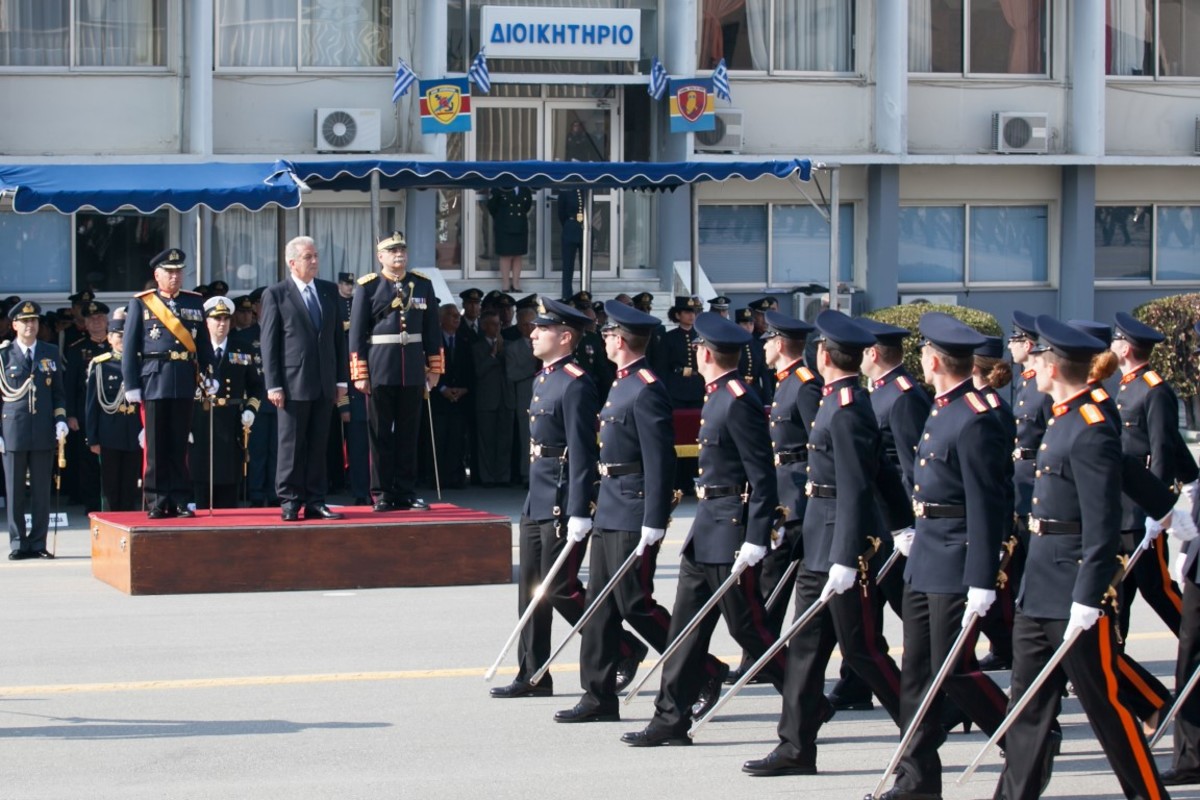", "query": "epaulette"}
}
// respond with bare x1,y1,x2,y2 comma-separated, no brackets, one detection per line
410,270,429,280
727,379,747,398
357,273,378,285
563,362,584,378
838,386,854,407
896,375,913,391
1022,368,1036,380
1090,387,1109,403
179,289,201,297
134,289,155,298
637,368,656,384
965,392,989,414
91,352,113,364
796,366,816,383
1080,403,1105,425
985,392,1000,409
1144,370,1163,387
